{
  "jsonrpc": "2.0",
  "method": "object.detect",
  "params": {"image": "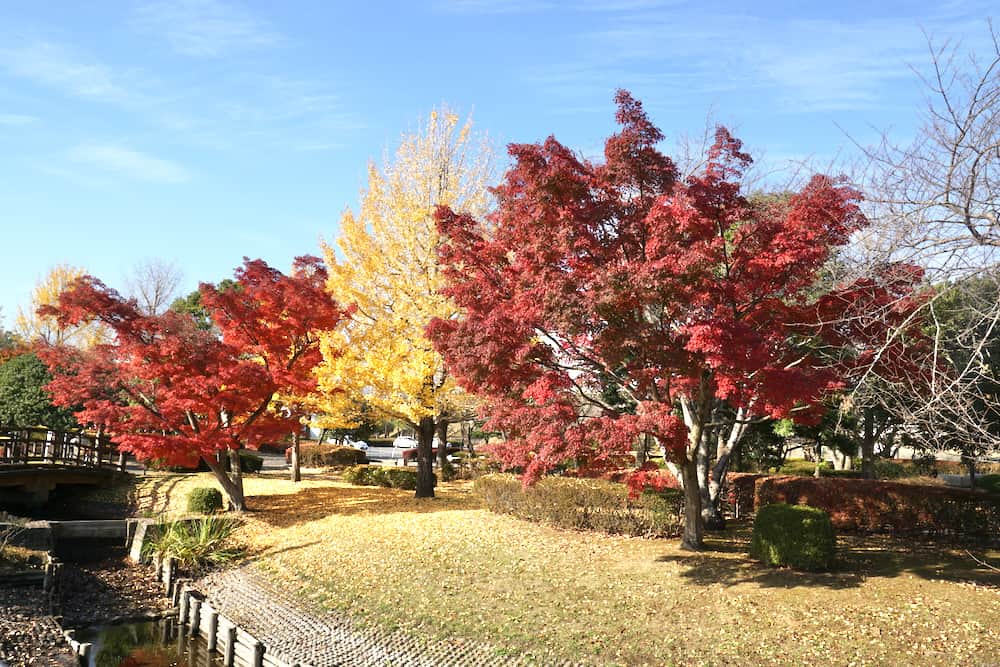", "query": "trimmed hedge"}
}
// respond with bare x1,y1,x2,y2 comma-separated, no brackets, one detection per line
976,474,1000,494
474,473,682,538
754,475,1000,539
150,450,263,473
750,503,835,571
186,487,223,514
726,473,767,518
292,445,367,468
344,465,420,490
